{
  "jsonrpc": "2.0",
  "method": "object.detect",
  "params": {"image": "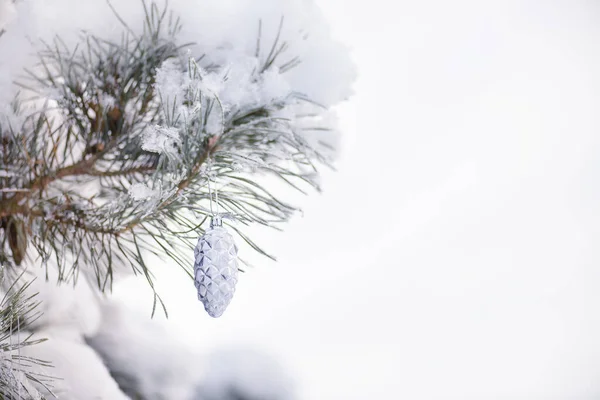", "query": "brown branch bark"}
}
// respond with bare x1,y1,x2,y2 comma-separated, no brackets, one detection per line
0,137,219,240
0,157,98,218
87,165,156,177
